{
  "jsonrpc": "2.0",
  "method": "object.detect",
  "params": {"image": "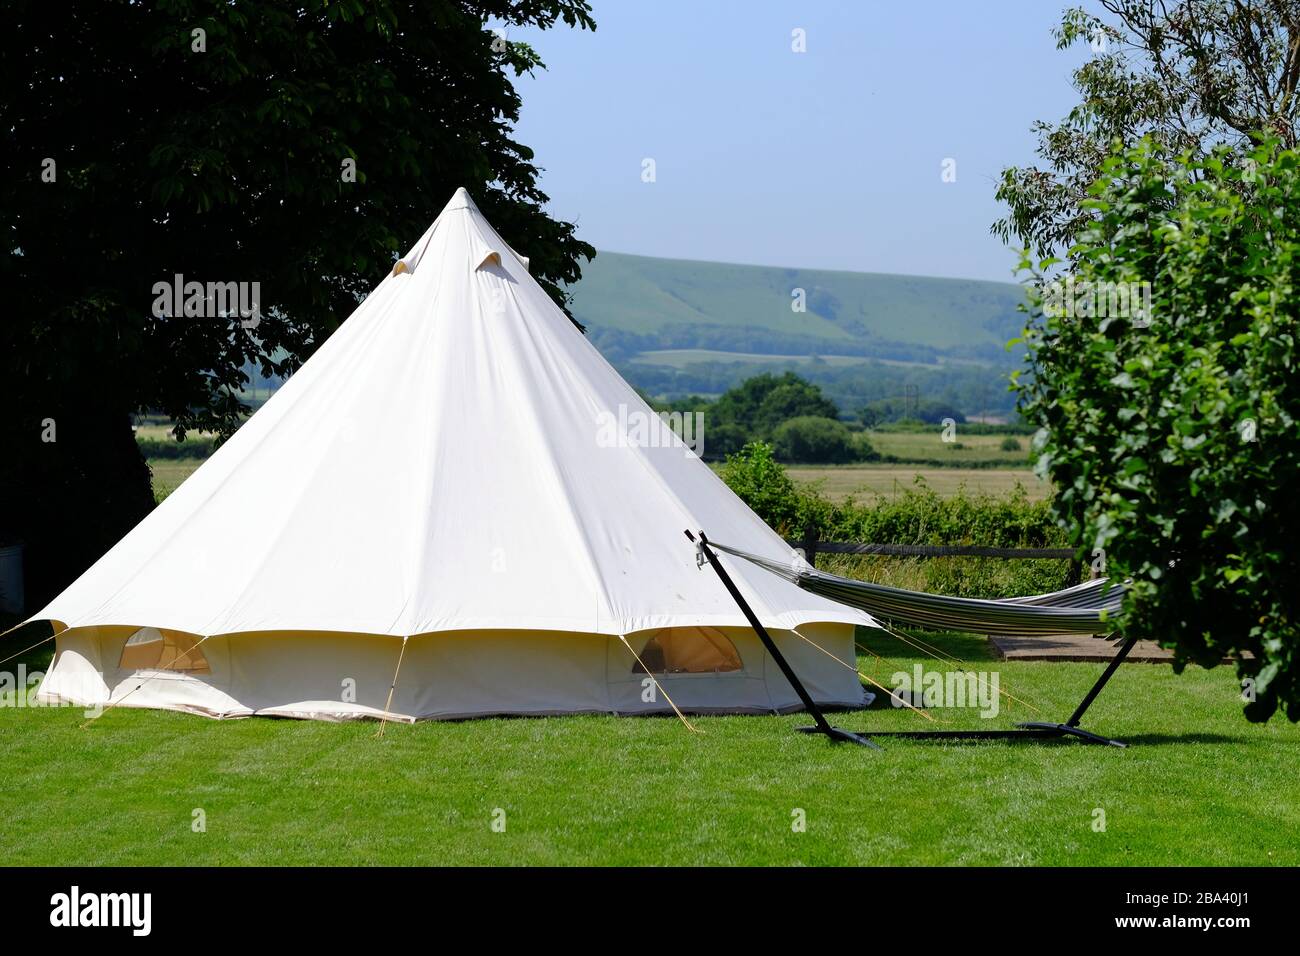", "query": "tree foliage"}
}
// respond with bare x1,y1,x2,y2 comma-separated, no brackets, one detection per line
996,0,1300,257
687,372,871,463
709,372,840,435
1017,138,1299,721
720,443,811,537
0,0,595,606
719,444,1066,598
771,416,870,465
858,398,967,427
